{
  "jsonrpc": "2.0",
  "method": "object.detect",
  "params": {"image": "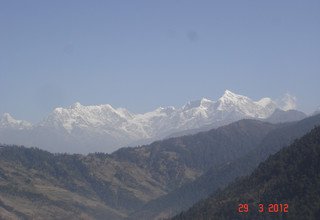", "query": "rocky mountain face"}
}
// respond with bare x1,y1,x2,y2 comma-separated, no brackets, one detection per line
0,90,300,153
172,125,320,220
